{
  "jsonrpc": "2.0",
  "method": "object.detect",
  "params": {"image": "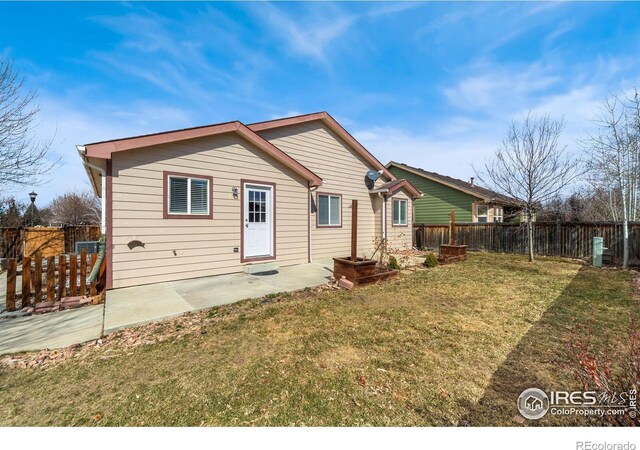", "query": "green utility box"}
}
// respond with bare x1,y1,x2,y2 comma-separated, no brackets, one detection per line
593,237,604,267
